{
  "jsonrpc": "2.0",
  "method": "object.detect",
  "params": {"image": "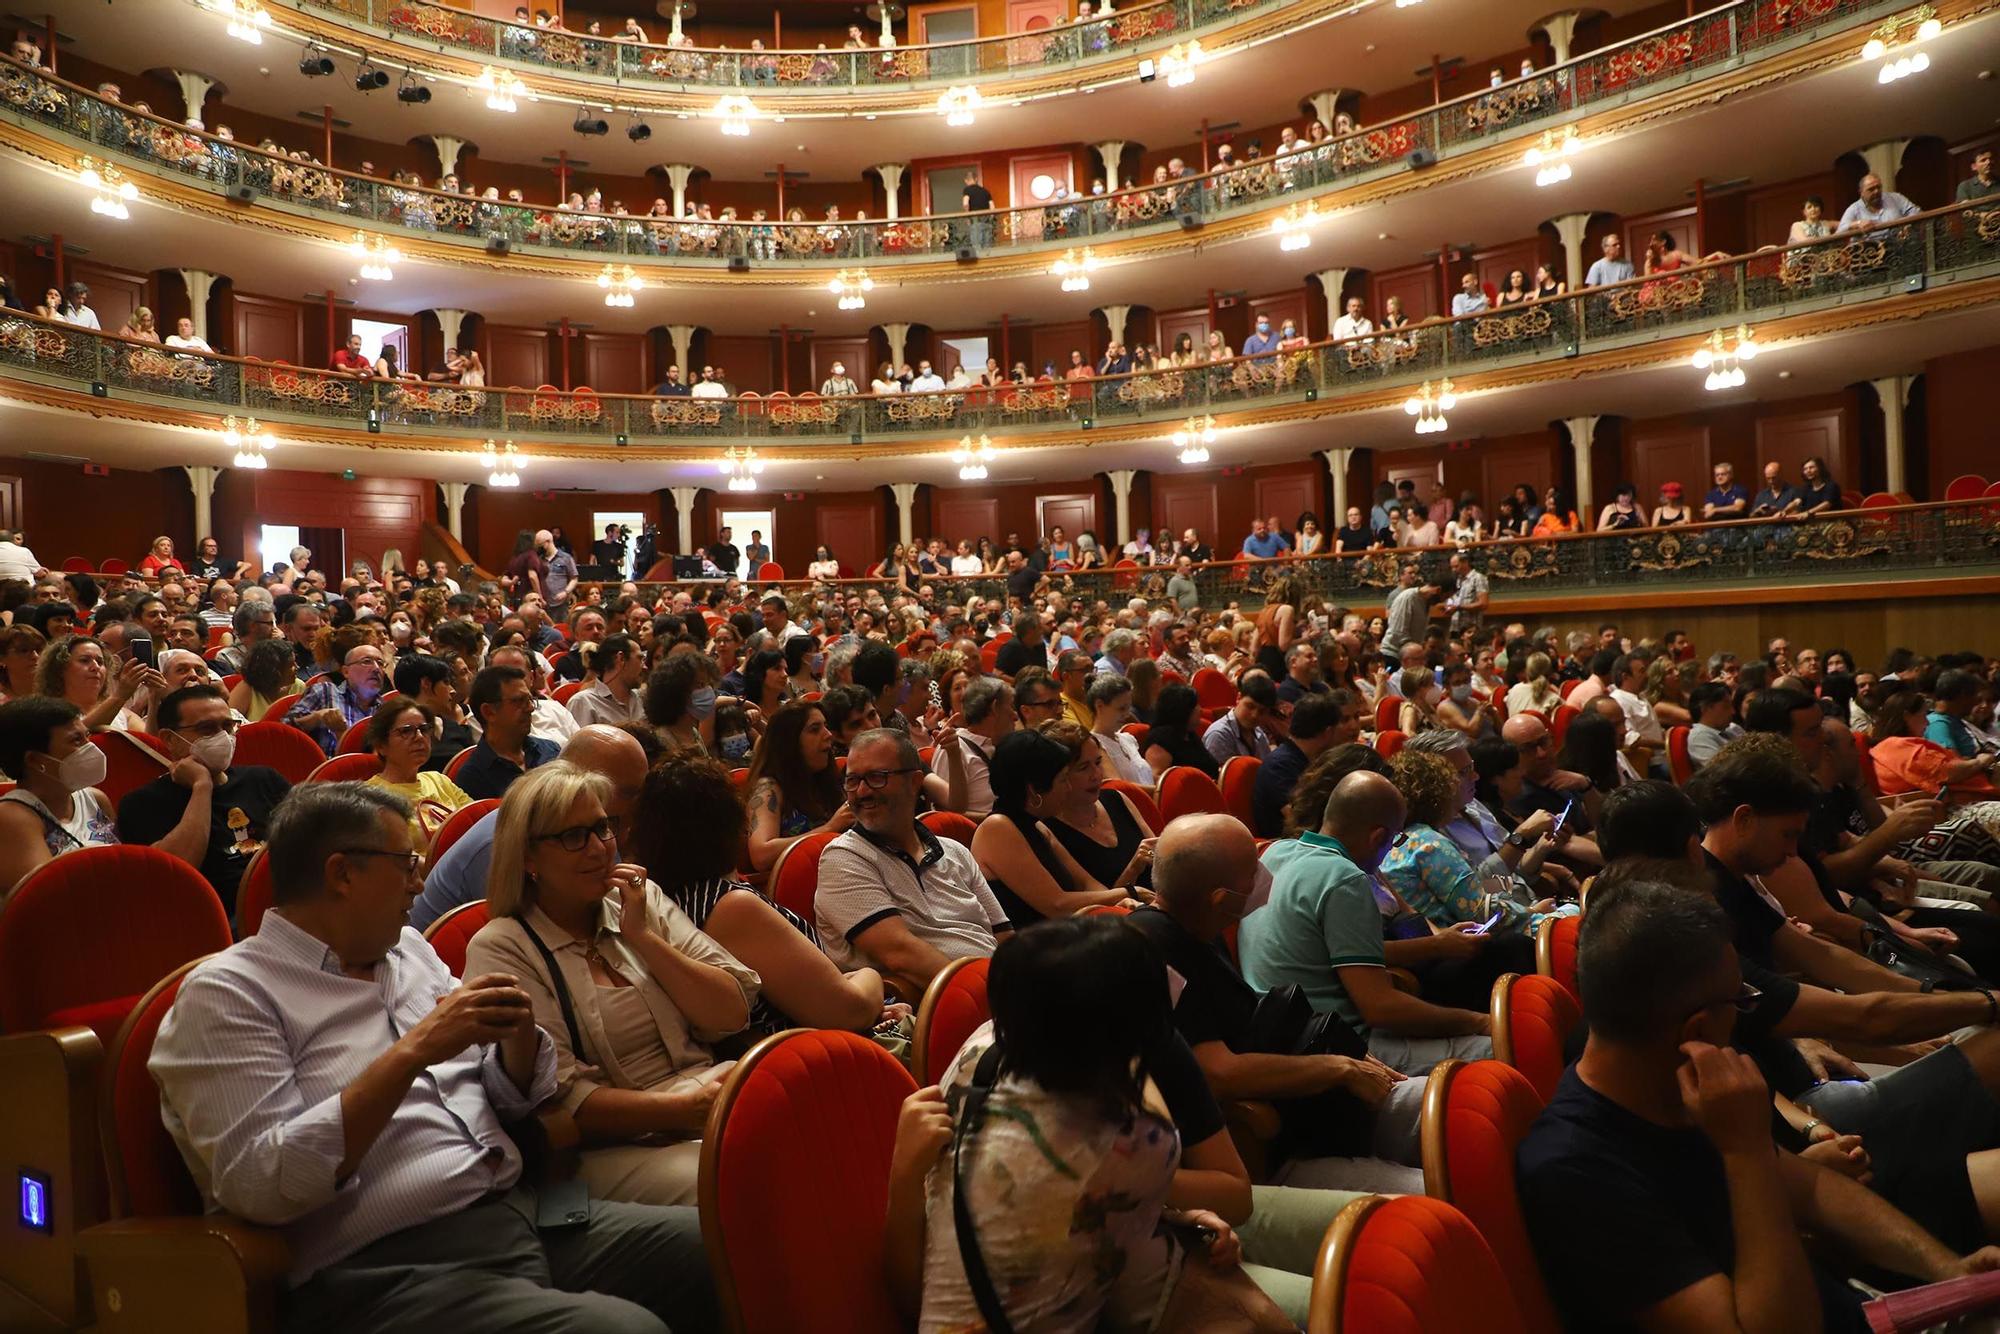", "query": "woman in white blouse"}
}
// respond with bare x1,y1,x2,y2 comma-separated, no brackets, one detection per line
870,361,901,395
807,545,841,580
